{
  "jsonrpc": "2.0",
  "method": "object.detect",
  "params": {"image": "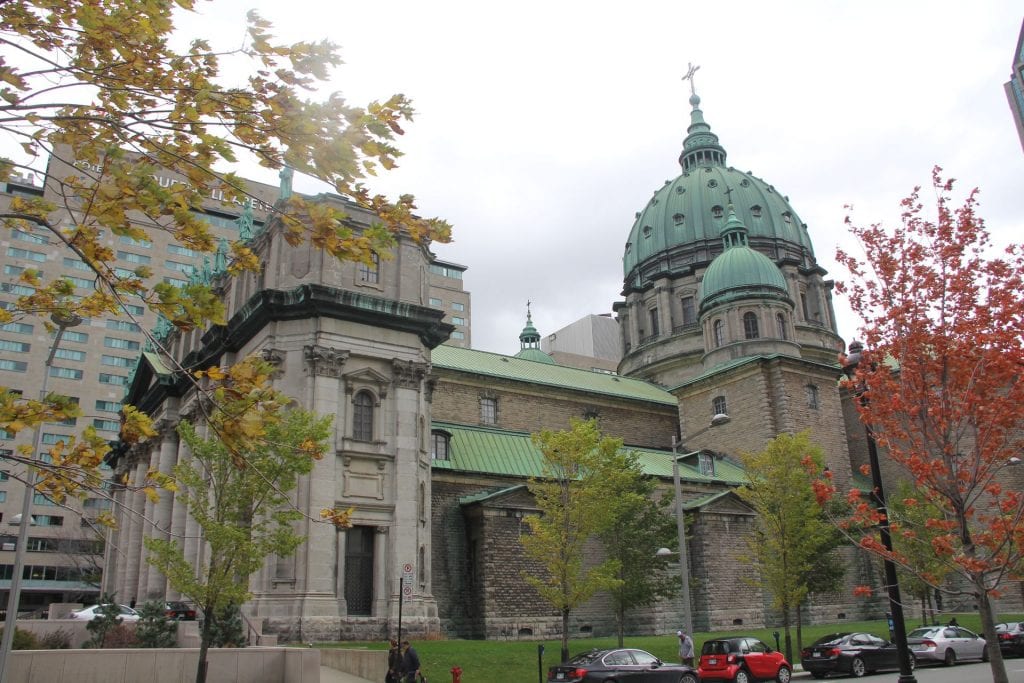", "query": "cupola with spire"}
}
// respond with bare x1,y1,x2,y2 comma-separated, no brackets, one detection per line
514,303,556,364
